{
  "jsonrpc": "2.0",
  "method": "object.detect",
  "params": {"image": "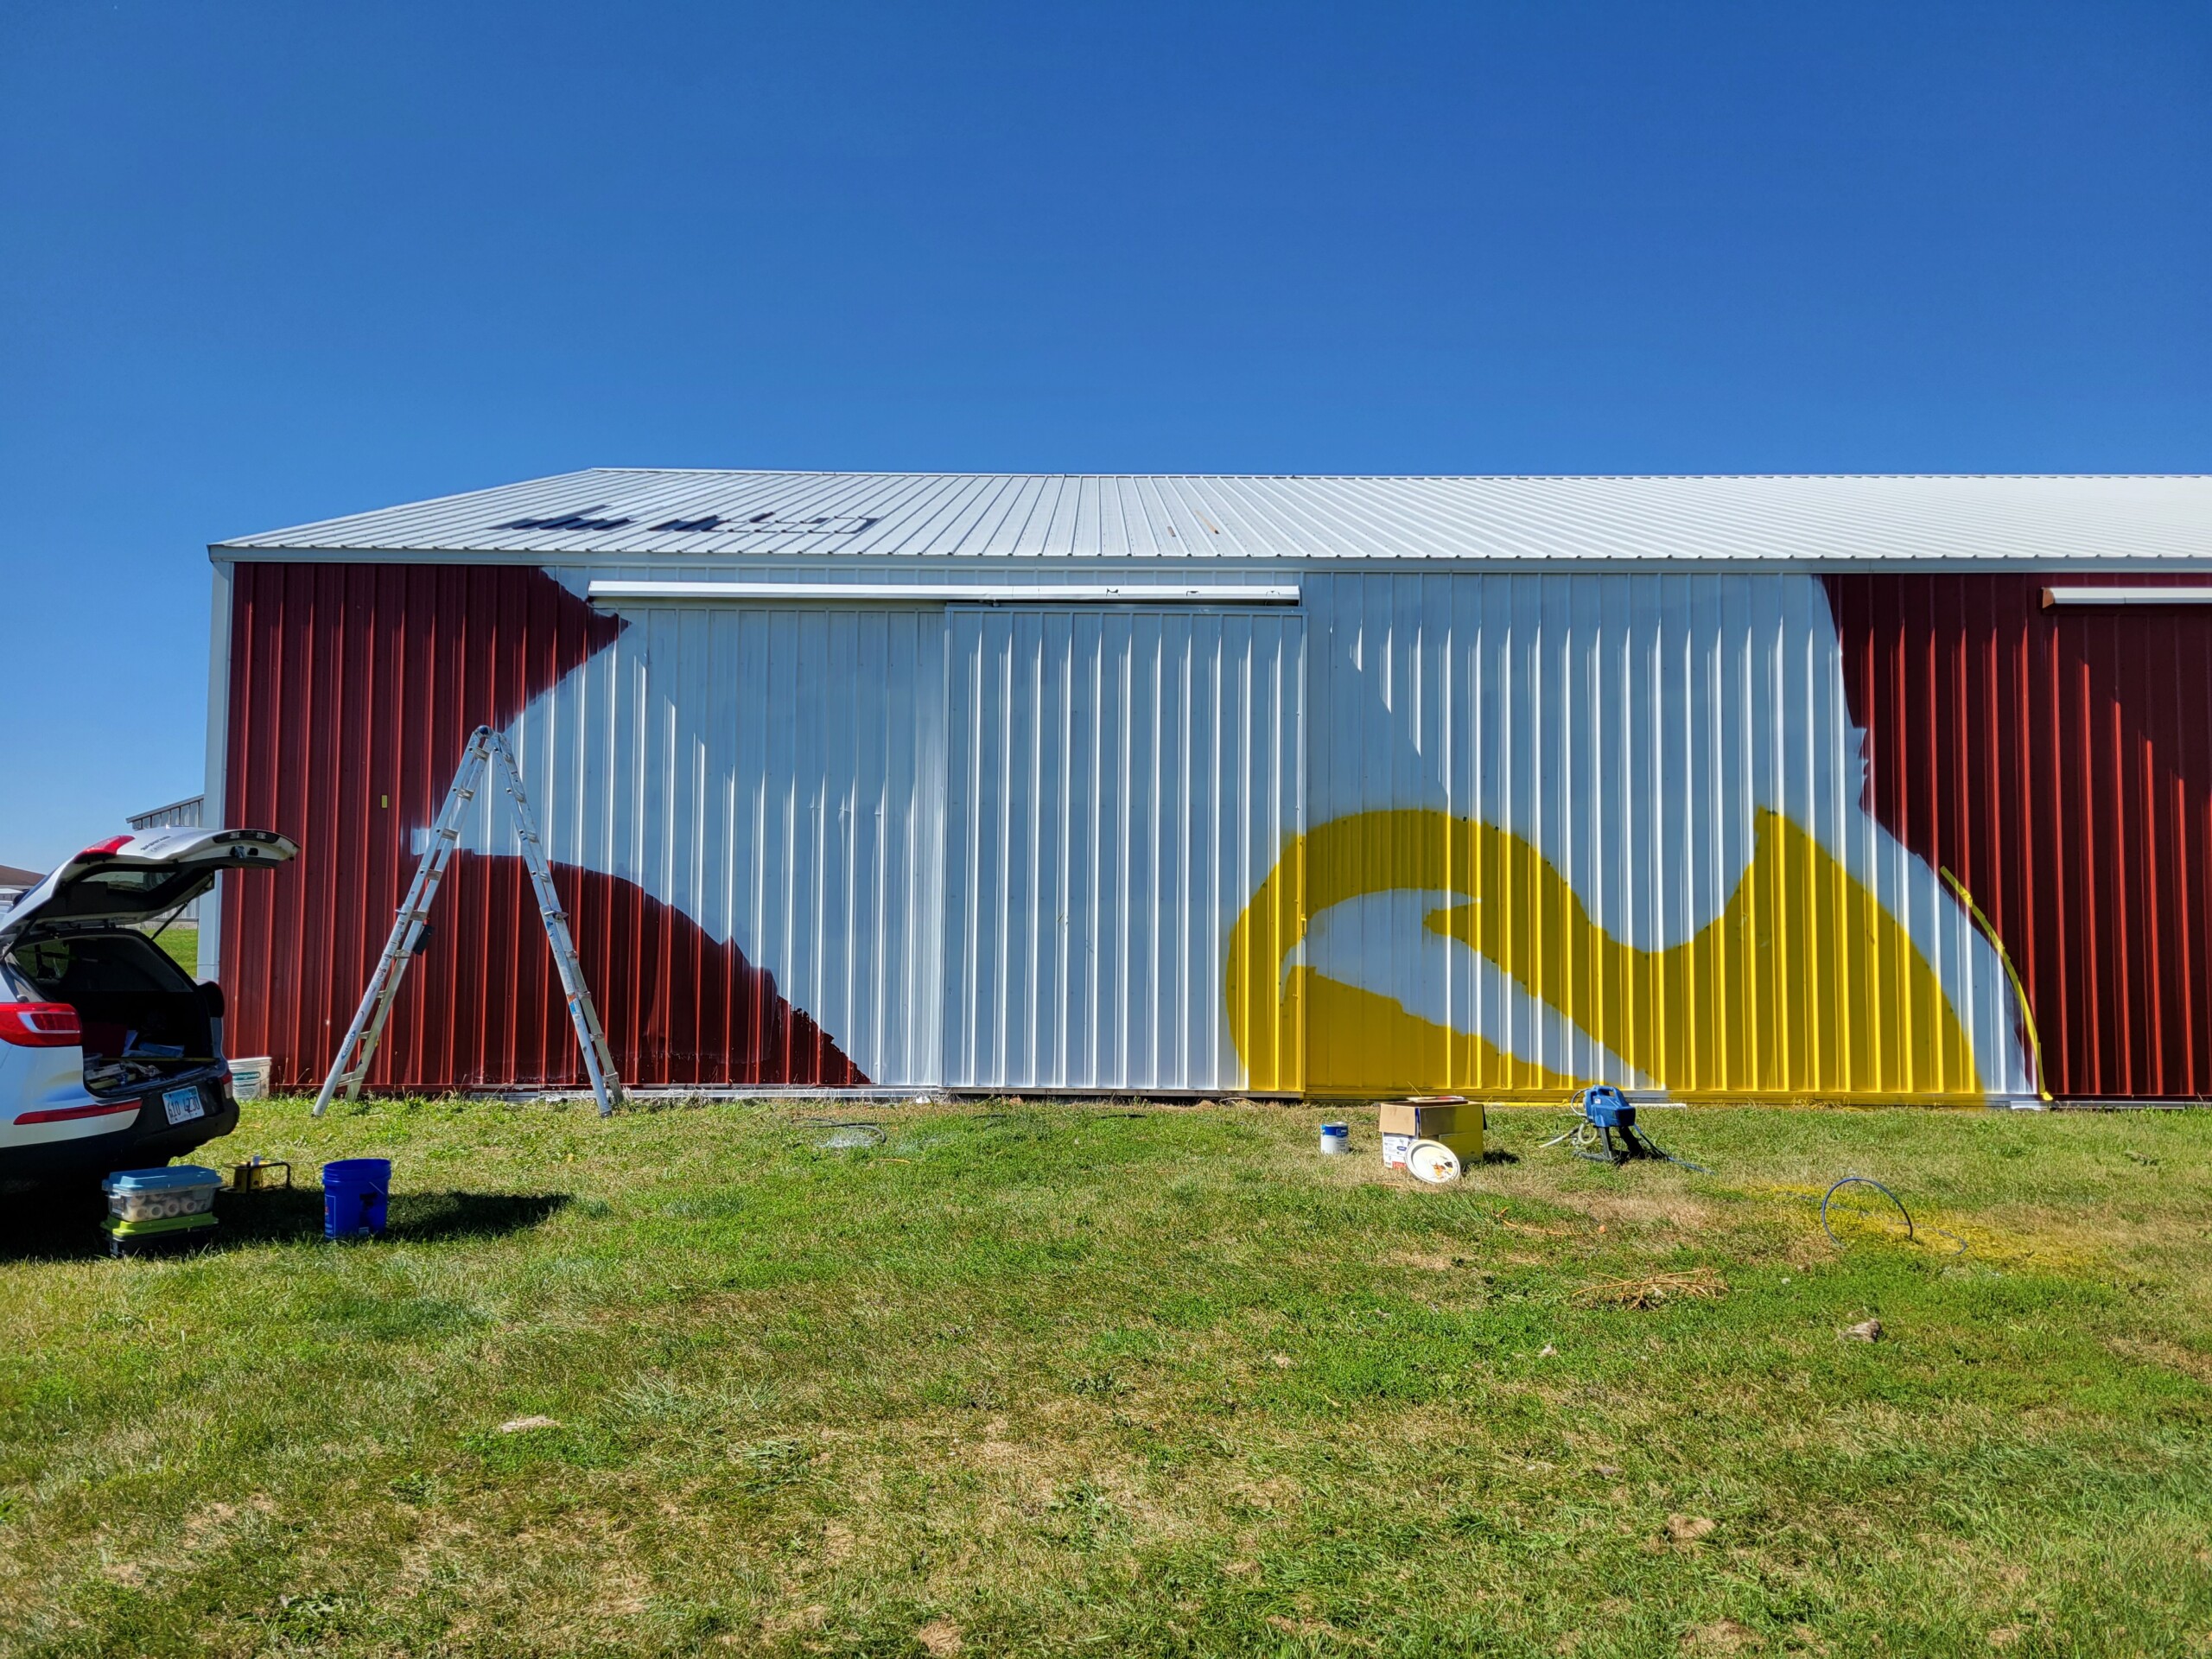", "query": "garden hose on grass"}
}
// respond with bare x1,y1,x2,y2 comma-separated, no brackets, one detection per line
804,1121,887,1148
1815,1175,1966,1256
